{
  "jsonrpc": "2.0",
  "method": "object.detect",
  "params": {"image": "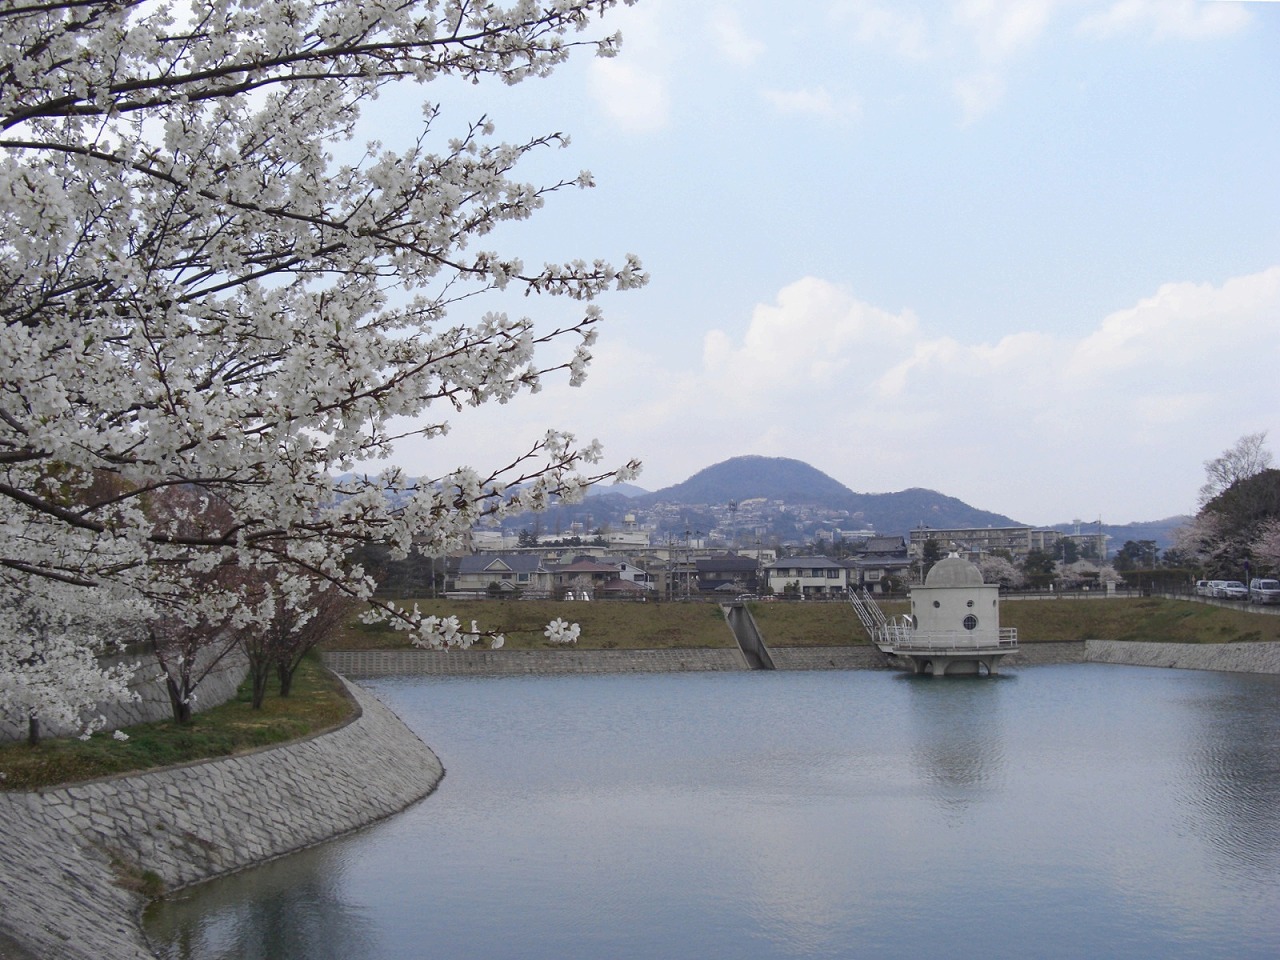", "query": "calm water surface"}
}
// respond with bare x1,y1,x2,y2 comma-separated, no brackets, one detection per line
145,665,1280,959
